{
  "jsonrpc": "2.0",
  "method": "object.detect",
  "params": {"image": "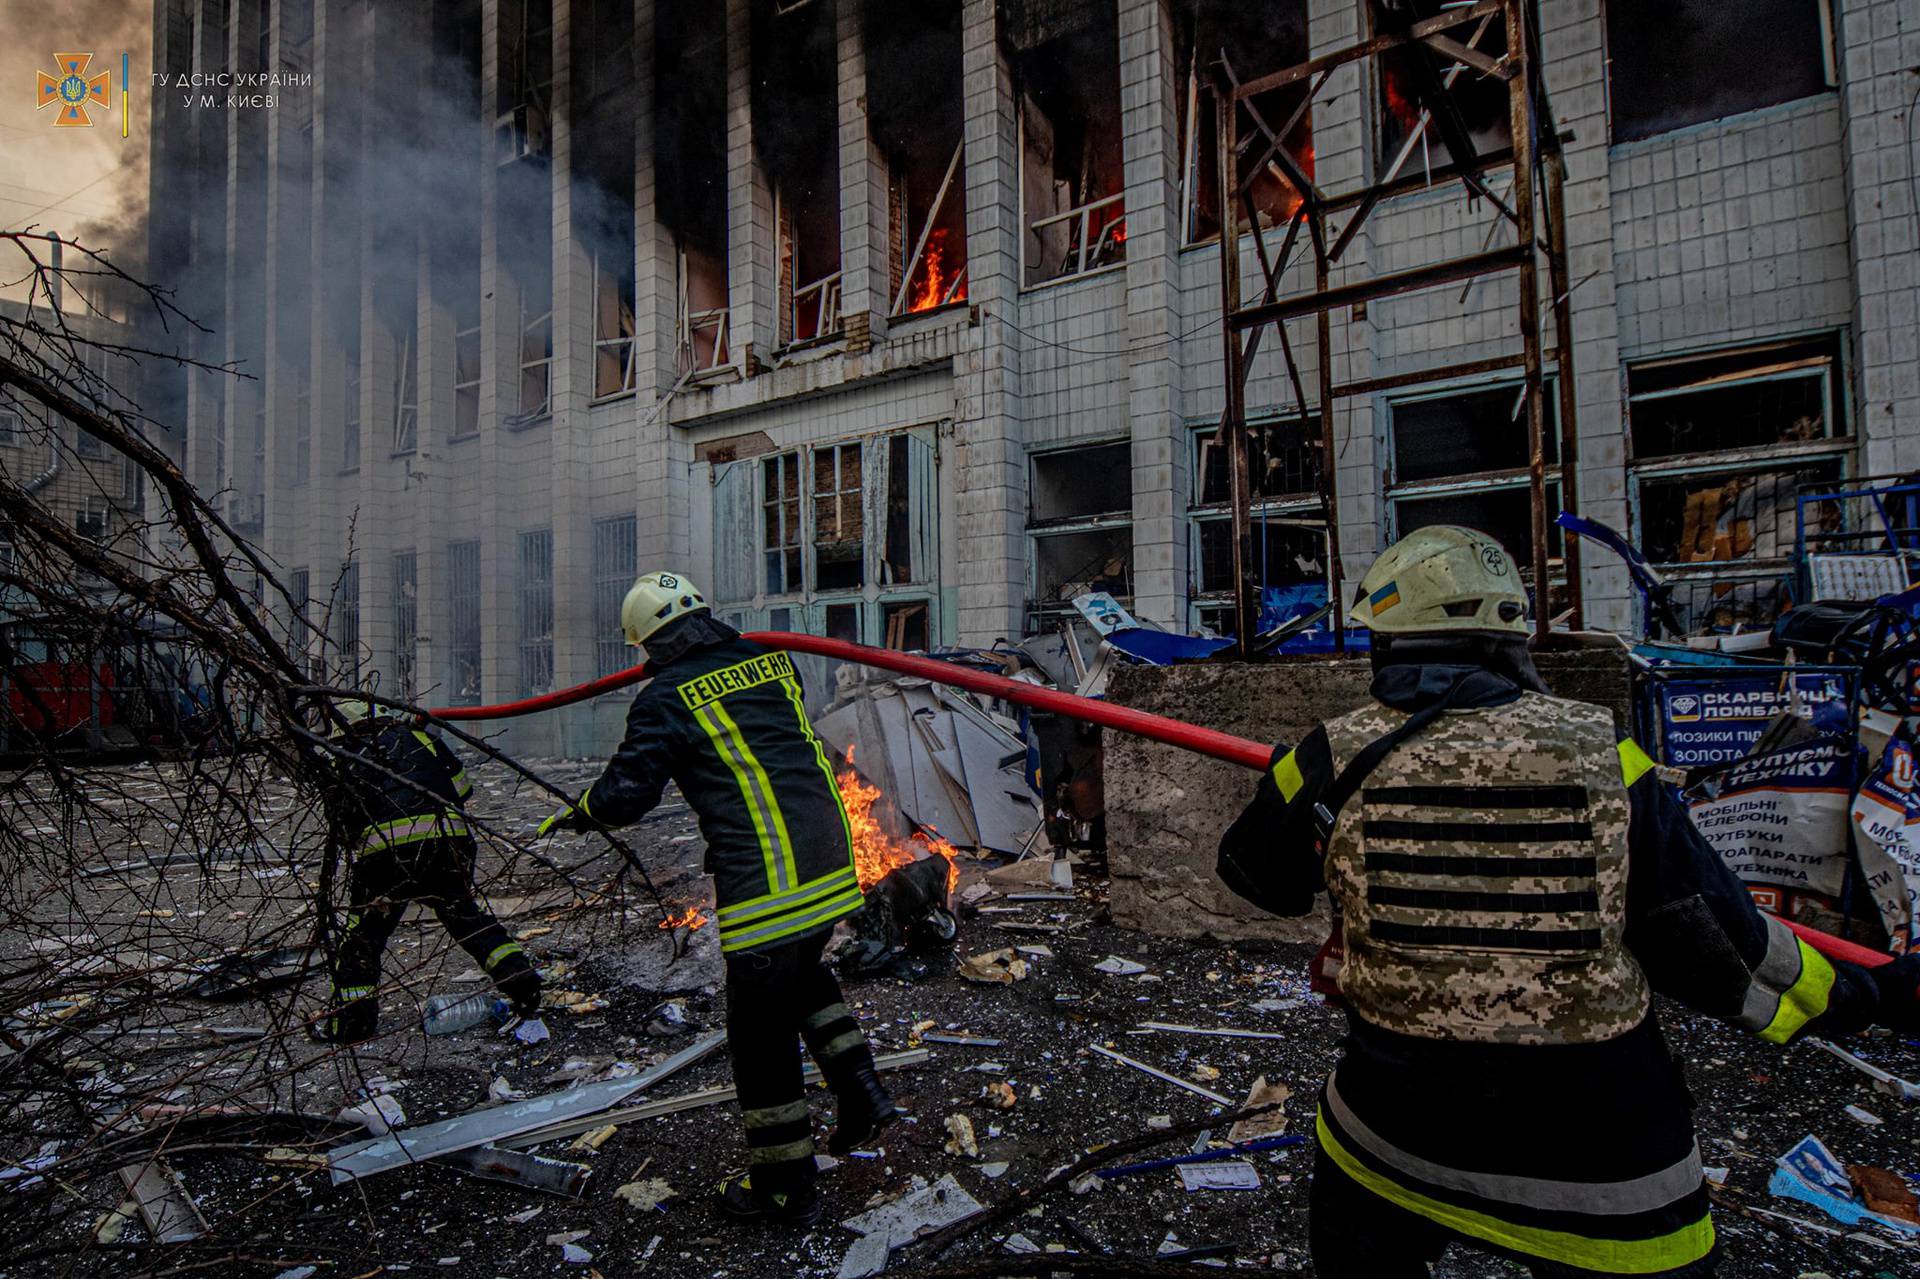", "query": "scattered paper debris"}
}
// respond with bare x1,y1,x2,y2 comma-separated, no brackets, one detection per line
506,1206,544,1224
1089,1045,1233,1105
957,949,1028,985
980,1161,1010,1179
1226,1077,1291,1142
612,1178,677,1212
337,1093,407,1134
1003,1232,1041,1253
1189,1063,1221,1083
1178,1160,1261,1192
1844,1105,1882,1127
1770,1135,1920,1235
1093,956,1147,976
839,1172,985,1250
944,1113,979,1158
488,1077,529,1103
